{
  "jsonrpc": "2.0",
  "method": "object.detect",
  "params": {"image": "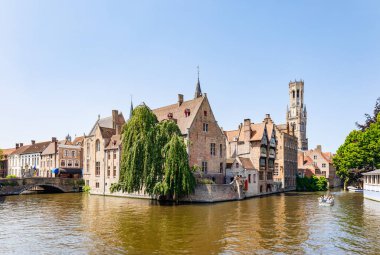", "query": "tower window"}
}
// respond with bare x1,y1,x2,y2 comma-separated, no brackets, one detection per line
297,90,300,98
292,90,295,98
